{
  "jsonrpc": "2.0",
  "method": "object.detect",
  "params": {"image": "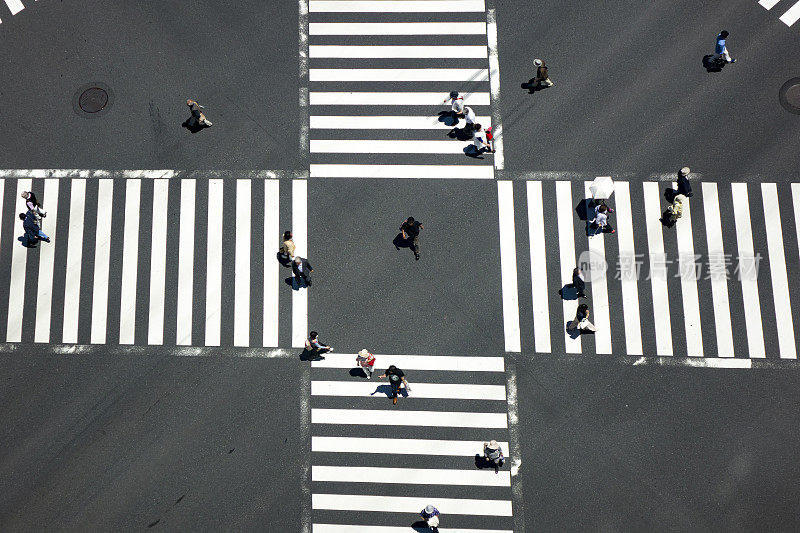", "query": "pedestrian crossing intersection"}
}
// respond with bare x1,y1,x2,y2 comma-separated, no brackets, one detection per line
498,179,800,360
310,352,514,532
